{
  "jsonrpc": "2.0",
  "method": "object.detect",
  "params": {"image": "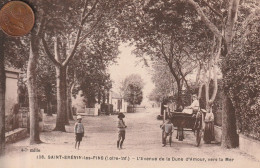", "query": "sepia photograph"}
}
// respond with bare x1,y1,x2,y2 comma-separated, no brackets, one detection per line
0,0,259,168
